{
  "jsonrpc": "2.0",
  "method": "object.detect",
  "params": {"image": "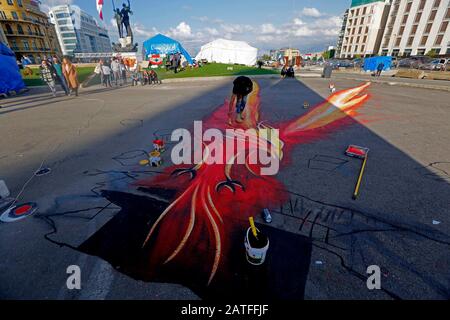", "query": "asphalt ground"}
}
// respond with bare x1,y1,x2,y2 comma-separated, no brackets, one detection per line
0,77,449,299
